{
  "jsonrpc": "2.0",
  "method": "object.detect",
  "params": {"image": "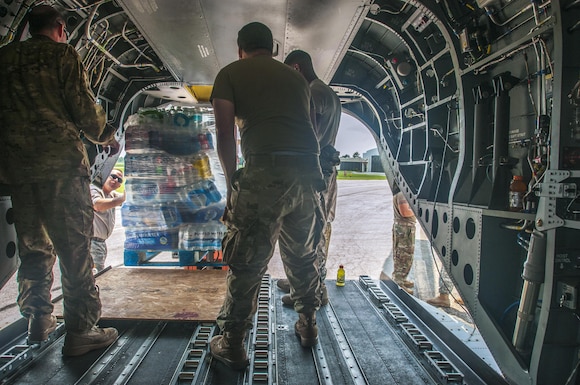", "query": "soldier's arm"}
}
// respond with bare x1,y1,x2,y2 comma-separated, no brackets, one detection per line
213,98,237,191
396,192,415,218
309,97,320,140
311,86,325,140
